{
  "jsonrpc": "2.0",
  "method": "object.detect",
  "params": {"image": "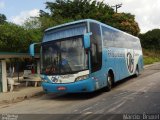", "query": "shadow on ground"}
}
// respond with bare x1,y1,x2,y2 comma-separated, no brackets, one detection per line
40,75,139,101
